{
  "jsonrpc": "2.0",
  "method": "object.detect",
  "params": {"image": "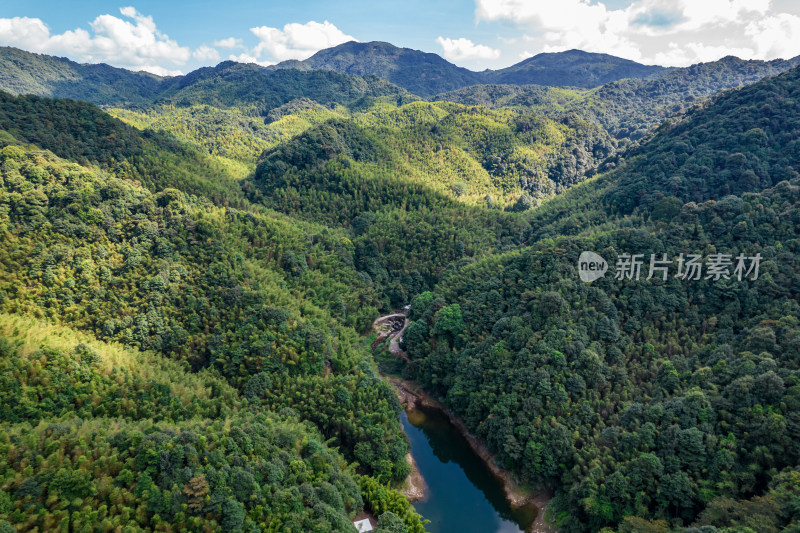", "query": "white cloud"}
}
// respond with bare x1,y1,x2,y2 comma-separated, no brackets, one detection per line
436,37,501,61
475,0,800,66
745,13,800,59
0,7,193,75
675,0,770,31
650,41,756,66
477,0,643,60
214,37,243,49
227,52,275,67
248,20,356,63
135,65,184,76
193,45,220,62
